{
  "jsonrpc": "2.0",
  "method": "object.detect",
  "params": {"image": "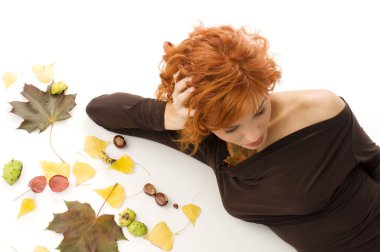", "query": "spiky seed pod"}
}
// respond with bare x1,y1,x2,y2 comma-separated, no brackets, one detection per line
51,81,68,95
119,208,136,227
2,159,23,185
127,221,148,237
